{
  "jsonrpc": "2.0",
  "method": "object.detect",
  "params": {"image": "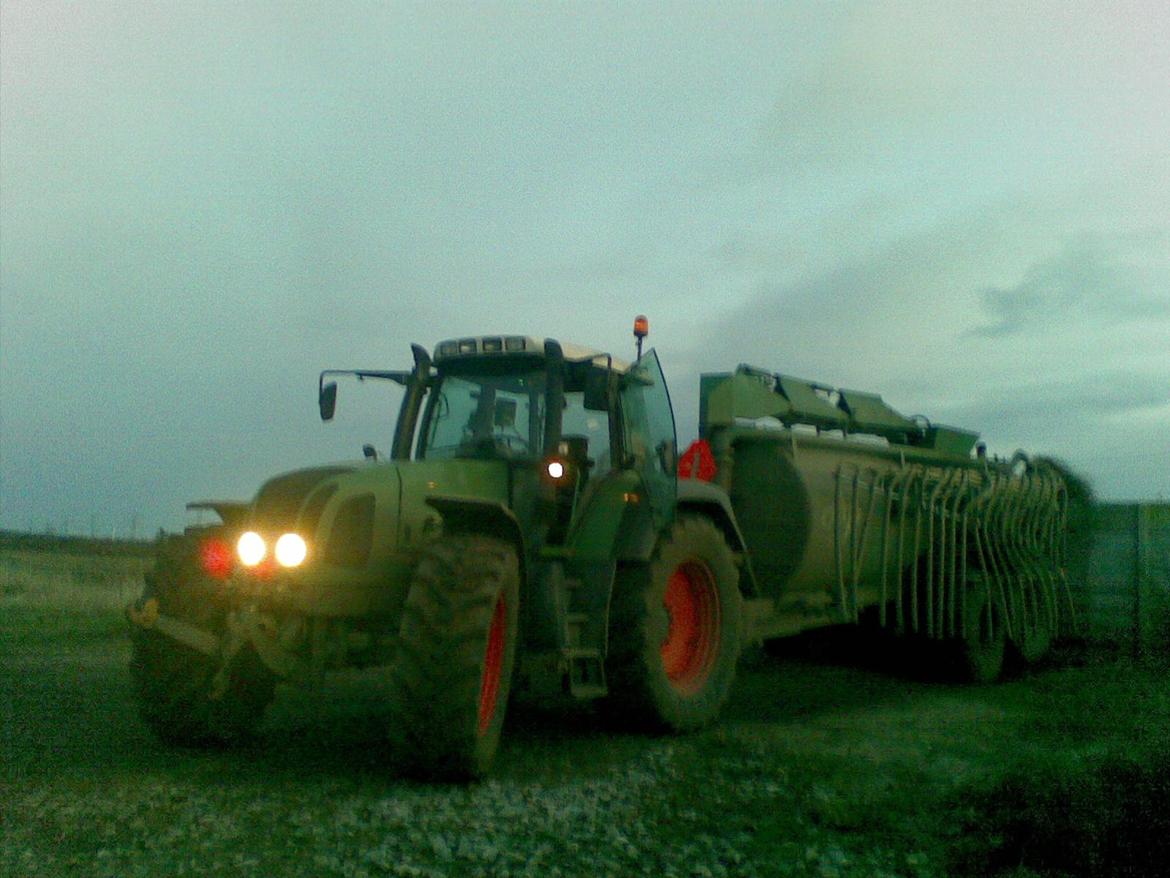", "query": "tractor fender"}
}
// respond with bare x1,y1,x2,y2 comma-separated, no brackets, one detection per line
611,494,660,561
424,496,527,584
676,479,759,596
